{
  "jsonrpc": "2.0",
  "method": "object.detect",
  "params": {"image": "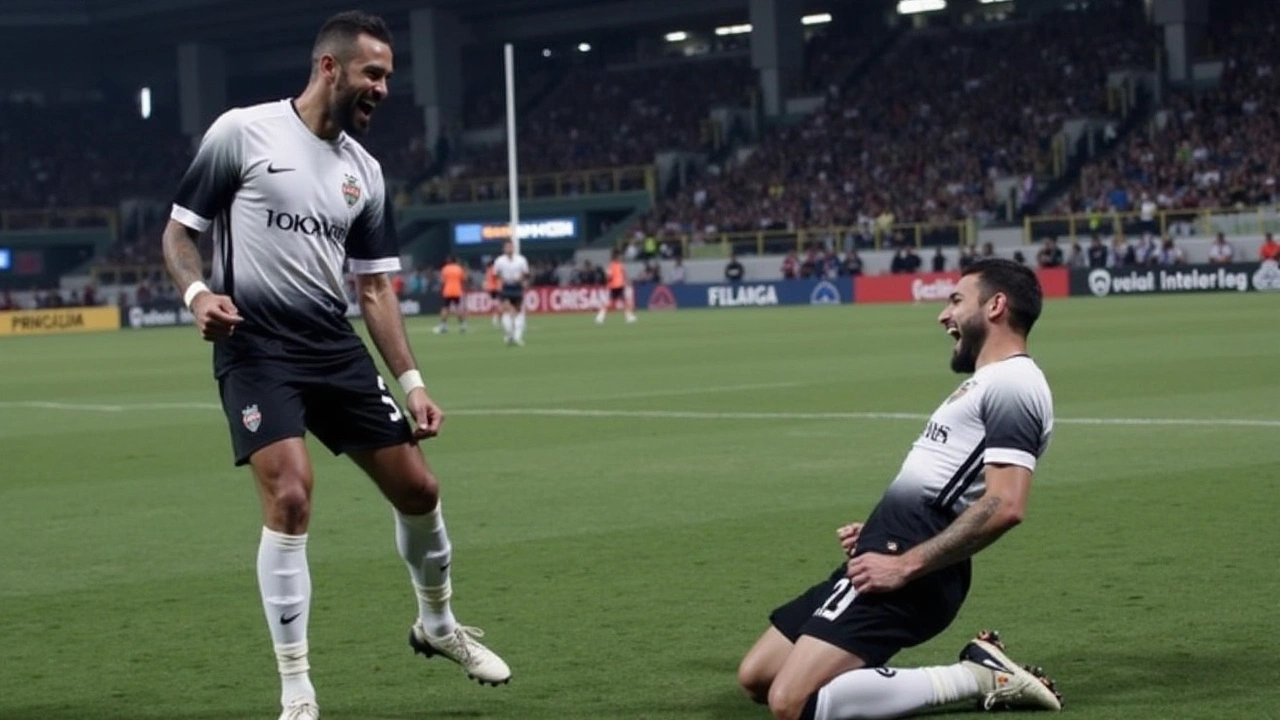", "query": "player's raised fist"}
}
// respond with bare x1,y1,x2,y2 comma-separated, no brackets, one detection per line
191,292,243,342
